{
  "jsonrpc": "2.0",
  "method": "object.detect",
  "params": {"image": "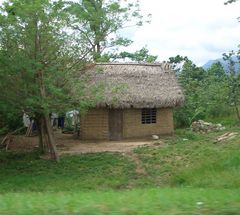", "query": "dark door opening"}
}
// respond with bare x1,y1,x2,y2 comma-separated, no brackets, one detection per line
109,109,123,140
